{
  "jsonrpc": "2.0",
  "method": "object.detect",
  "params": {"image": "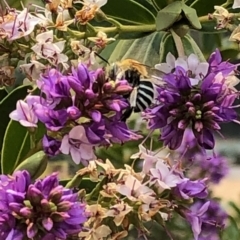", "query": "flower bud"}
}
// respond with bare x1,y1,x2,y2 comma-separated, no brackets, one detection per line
51,212,70,222
20,207,33,218
67,106,81,120
85,89,96,99
27,186,43,205
41,199,52,212
57,201,73,211
114,84,133,94
103,82,115,93
49,186,63,203
9,203,22,212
